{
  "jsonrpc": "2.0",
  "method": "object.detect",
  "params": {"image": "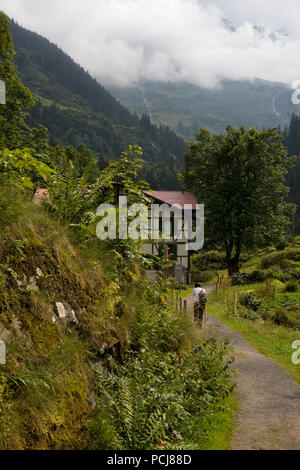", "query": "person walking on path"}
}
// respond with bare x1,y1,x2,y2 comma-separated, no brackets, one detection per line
193,283,208,327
